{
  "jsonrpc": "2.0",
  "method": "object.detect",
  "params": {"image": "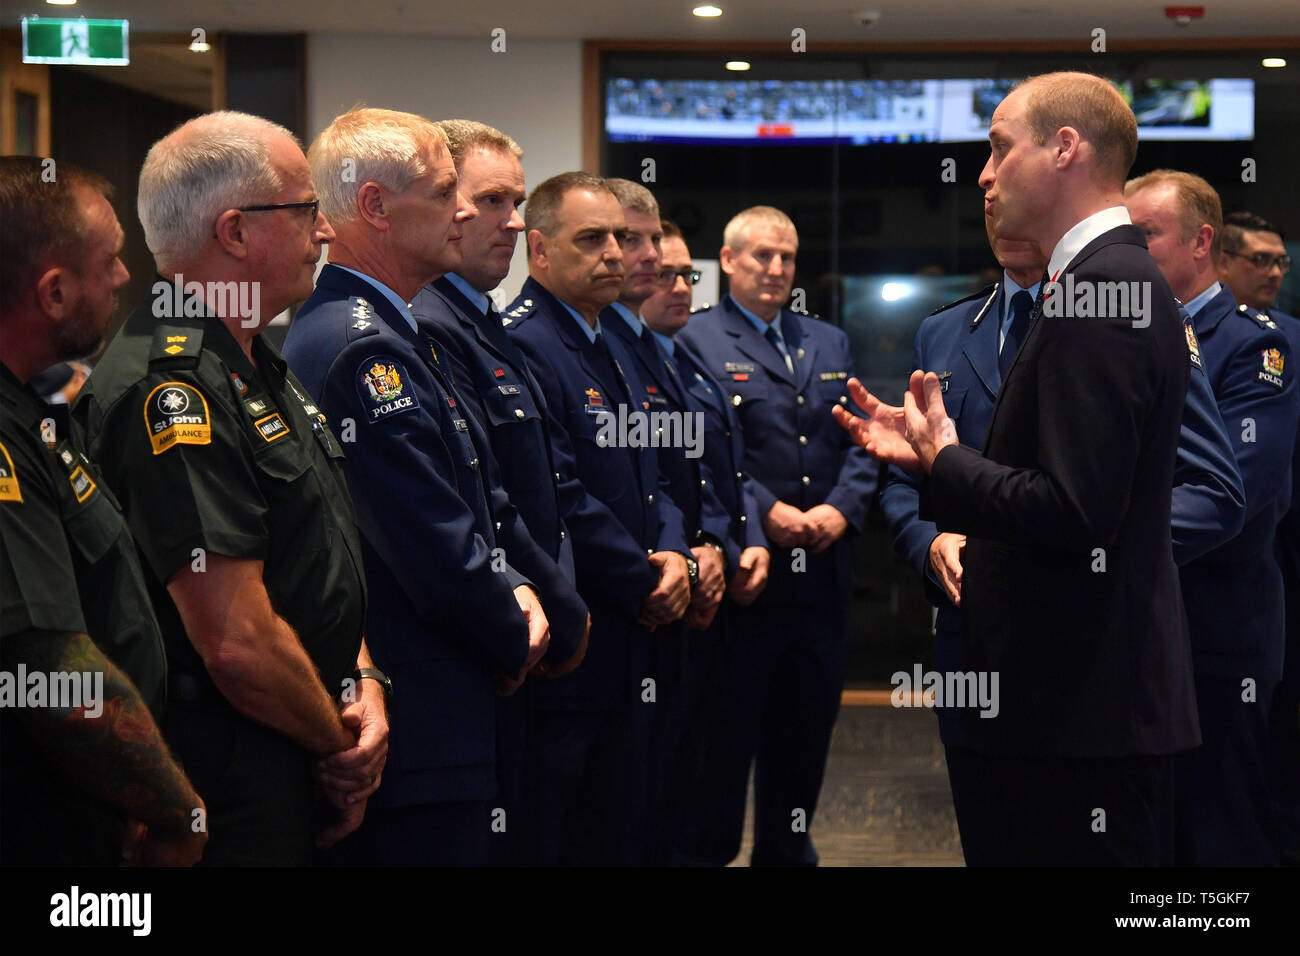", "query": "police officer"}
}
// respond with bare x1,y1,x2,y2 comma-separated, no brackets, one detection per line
0,156,206,867
881,209,1244,864
284,108,548,866
1217,212,1300,860
677,205,878,866
75,112,387,866
596,180,736,862
505,172,694,865
639,220,771,864
1126,171,1300,864
407,118,590,864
